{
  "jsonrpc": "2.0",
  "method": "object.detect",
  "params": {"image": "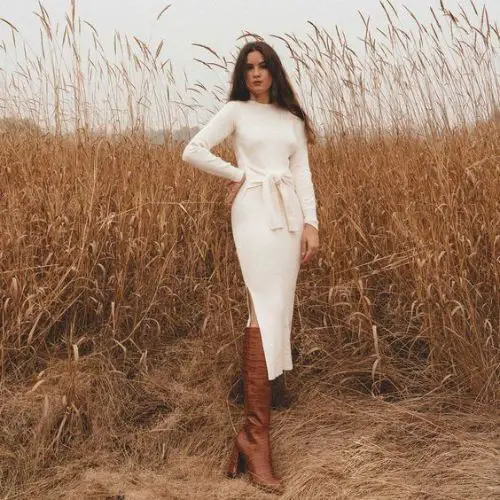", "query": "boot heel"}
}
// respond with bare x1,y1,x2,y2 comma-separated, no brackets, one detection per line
227,443,245,478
